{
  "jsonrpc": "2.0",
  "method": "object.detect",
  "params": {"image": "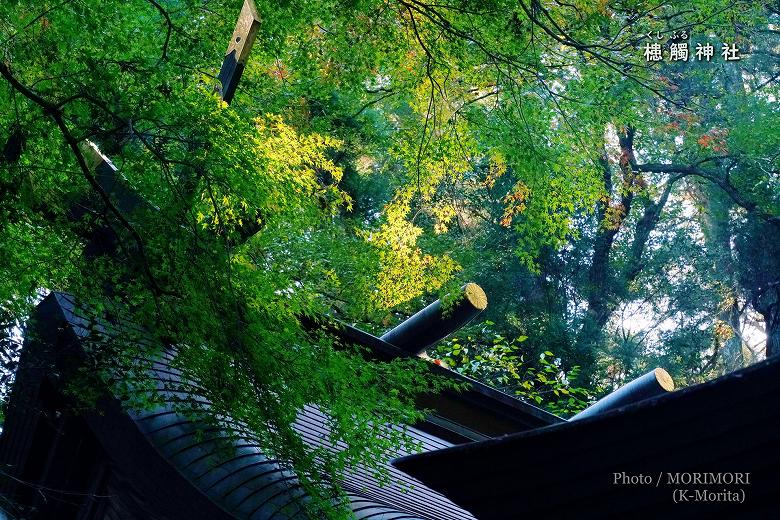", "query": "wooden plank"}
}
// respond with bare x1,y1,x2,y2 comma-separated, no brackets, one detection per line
216,0,261,104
